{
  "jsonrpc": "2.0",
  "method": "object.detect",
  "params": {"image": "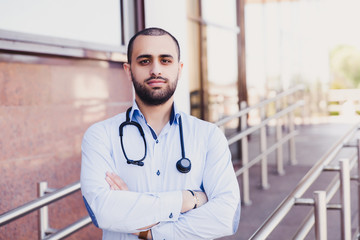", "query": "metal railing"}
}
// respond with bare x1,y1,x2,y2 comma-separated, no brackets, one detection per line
215,85,305,205
250,122,360,240
0,85,305,239
0,181,91,240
